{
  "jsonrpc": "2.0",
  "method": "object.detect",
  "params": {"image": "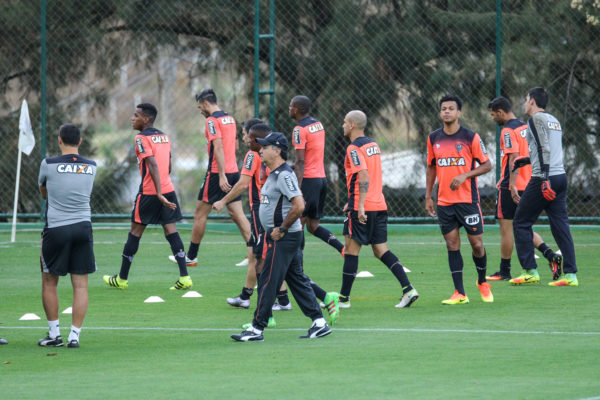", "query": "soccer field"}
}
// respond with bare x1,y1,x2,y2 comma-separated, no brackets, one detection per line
1,223,599,400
